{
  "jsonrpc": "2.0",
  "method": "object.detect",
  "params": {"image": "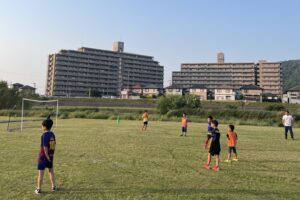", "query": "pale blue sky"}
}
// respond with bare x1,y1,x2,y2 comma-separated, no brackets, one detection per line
0,0,299,93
